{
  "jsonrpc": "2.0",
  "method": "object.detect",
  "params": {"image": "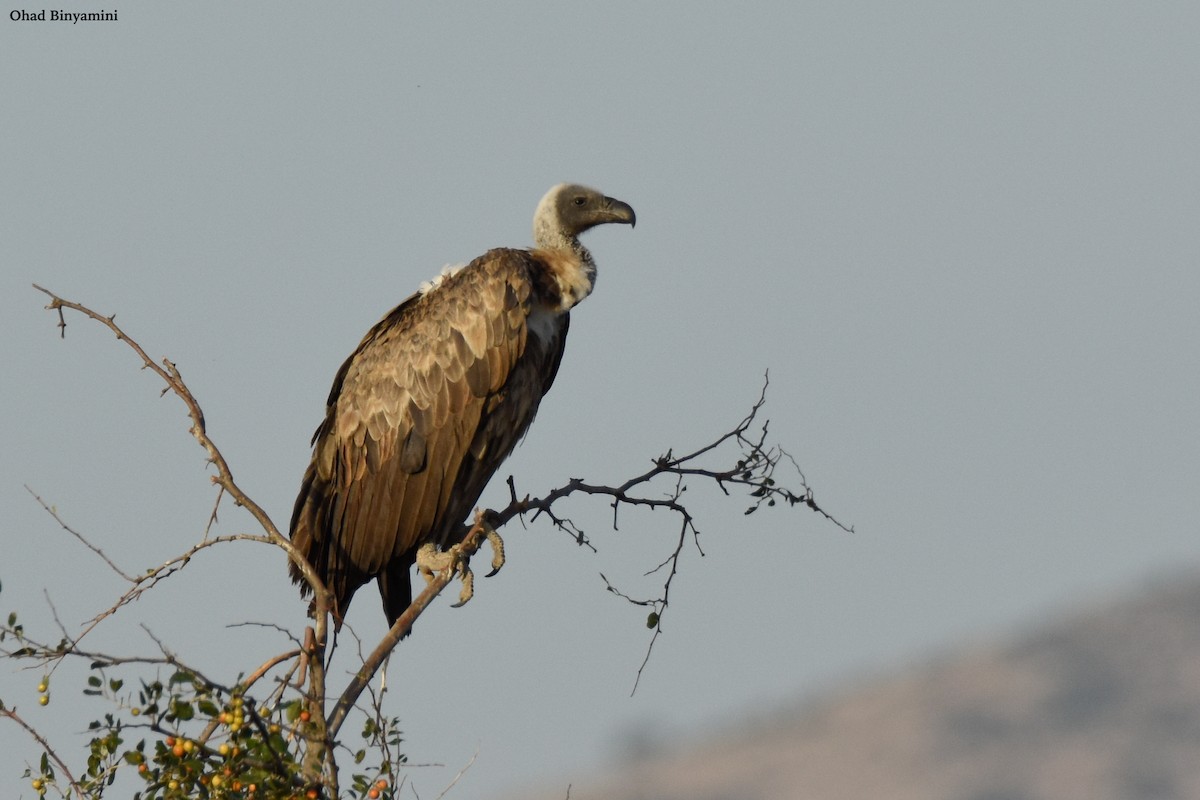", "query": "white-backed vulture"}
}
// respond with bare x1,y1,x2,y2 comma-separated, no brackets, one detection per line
289,184,636,628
